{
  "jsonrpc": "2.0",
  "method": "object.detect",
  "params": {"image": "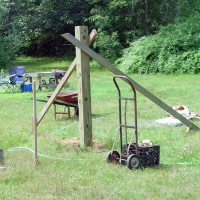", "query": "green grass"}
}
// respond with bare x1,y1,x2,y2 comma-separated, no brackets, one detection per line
13,56,73,72
0,57,200,199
